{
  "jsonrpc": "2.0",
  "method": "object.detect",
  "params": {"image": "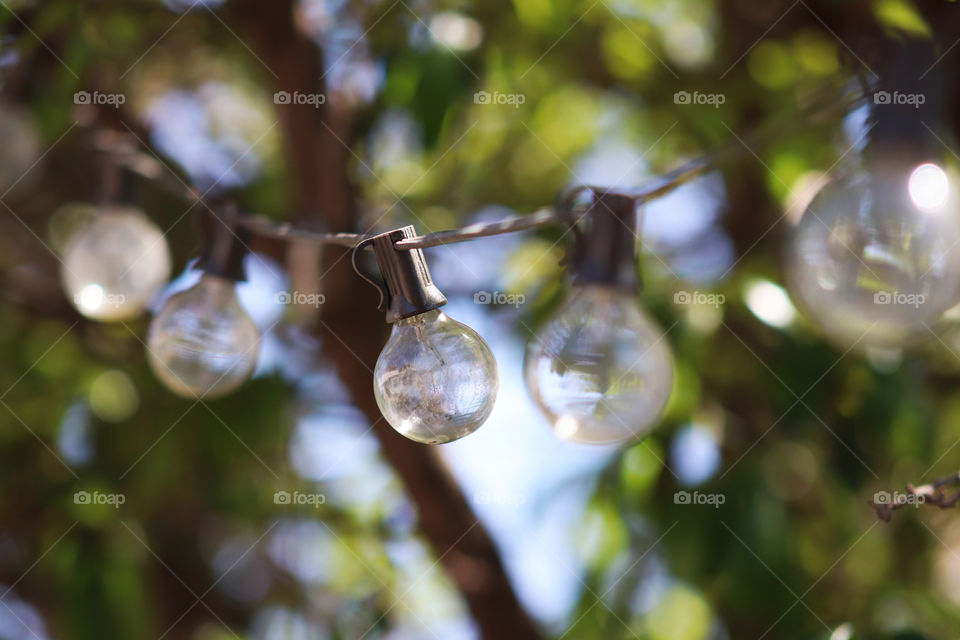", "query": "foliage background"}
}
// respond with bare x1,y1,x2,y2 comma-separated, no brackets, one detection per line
0,0,958,639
